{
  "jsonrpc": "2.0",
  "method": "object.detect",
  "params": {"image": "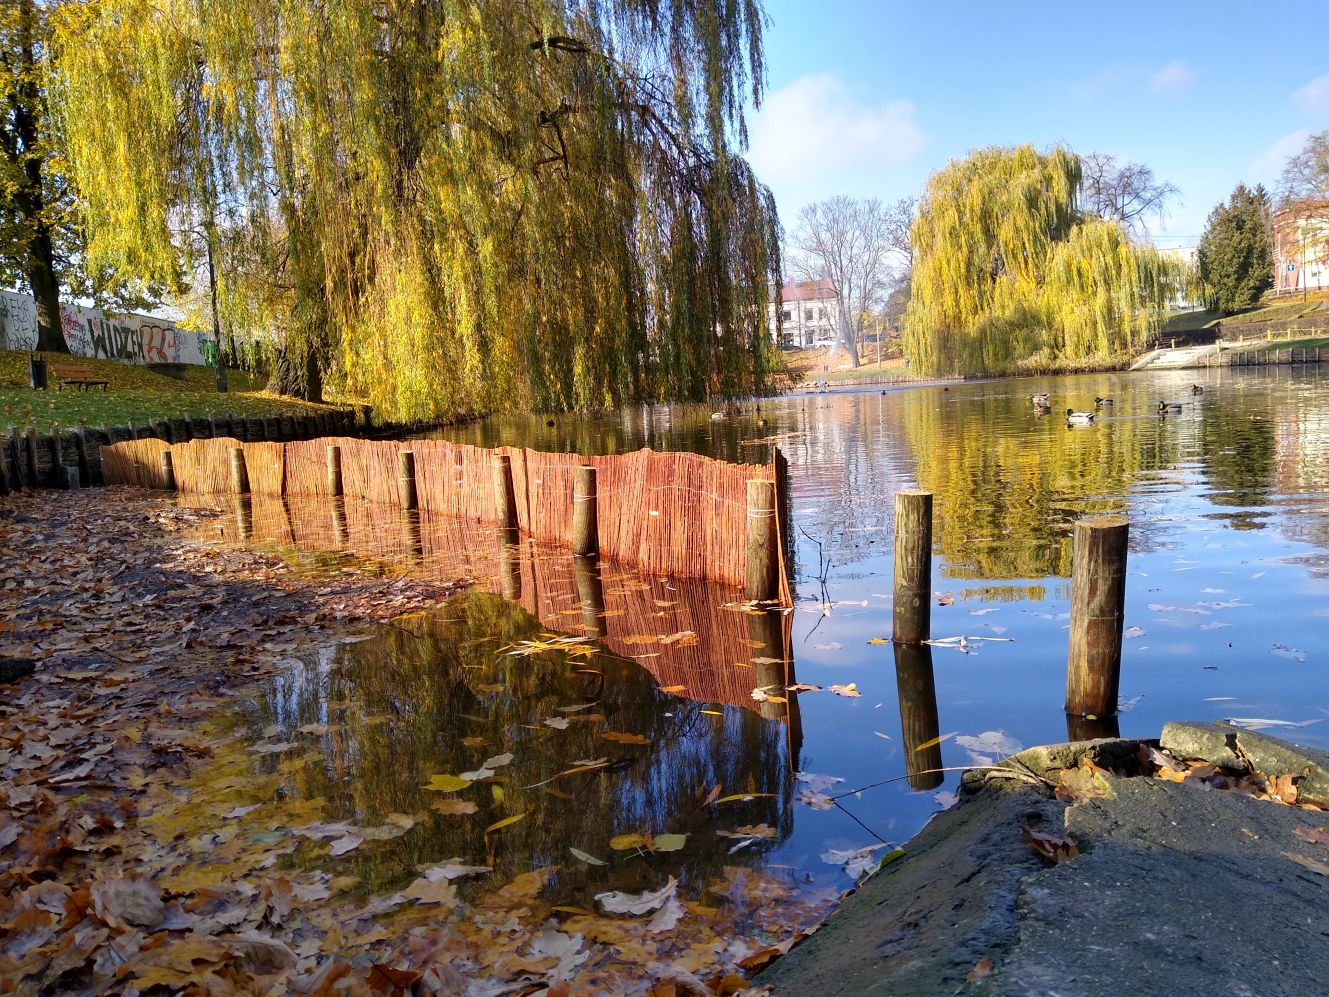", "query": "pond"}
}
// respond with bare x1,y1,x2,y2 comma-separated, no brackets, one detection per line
179,363,1329,984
